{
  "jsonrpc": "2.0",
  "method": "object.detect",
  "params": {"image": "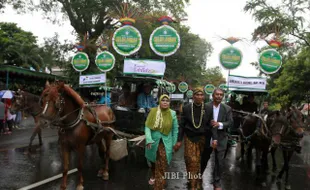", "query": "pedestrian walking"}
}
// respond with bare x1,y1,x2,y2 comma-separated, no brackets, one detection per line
174,87,217,190
0,100,5,134
145,94,179,190
201,88,233,190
